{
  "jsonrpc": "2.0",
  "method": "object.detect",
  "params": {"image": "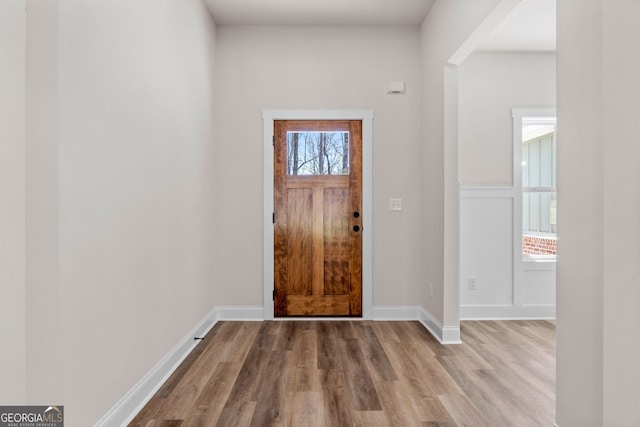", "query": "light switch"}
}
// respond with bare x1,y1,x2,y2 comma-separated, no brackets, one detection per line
390,198,402,211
